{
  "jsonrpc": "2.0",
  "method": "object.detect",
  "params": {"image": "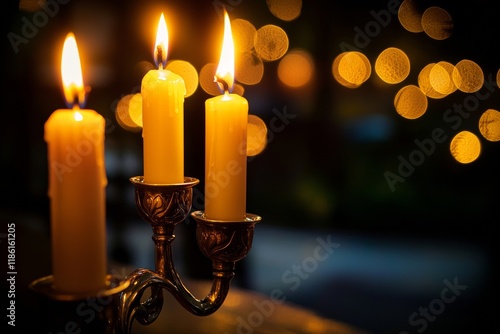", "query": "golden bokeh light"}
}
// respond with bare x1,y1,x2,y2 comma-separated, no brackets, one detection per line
450,130,481,164
497,68,500,88
135,60,155,78
277,49,314,88
418,63,447,99
429,61,457,95
398,0,424,33
266,0,302,22
374,47,411,84
332,53,356,88
233,83,245,96
235,51,264,85
332,52,369,89
479,109,500,142
166,60,199,98
232,19,257,53
247,114,268,156
254,25,289,62
115,94,141,132
452,59,484,93
394,85,428,119
421,6,453,40
199,63,220,96
231,19,263,86
129,93,143,127
337,51,371,87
